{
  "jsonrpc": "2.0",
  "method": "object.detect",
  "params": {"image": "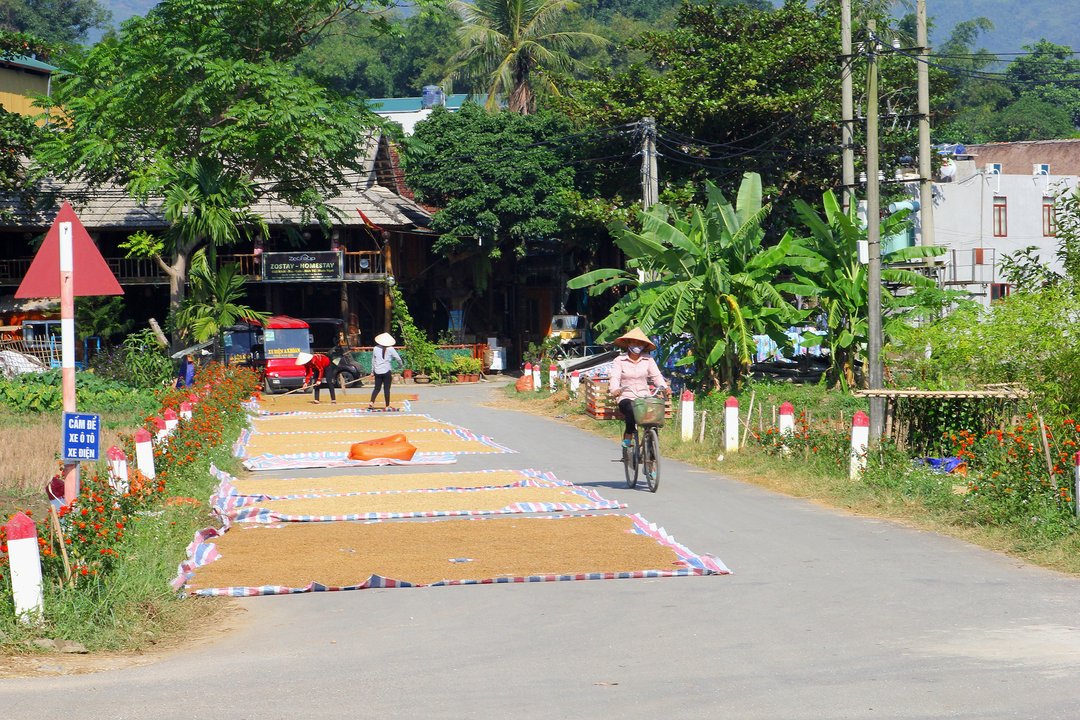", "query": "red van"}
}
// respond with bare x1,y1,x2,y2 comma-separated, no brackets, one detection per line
224,315,311,393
